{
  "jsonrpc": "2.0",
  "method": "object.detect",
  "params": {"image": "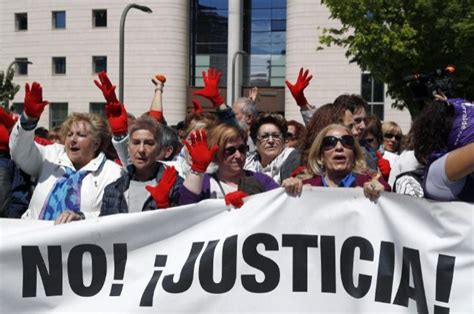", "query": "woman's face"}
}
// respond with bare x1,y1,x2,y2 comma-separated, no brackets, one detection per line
363,132,379,150
128,129,161,175
383,130,401,153
219,137,246,176
321,127,355,177
64,121,99,170
256,123,284,162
